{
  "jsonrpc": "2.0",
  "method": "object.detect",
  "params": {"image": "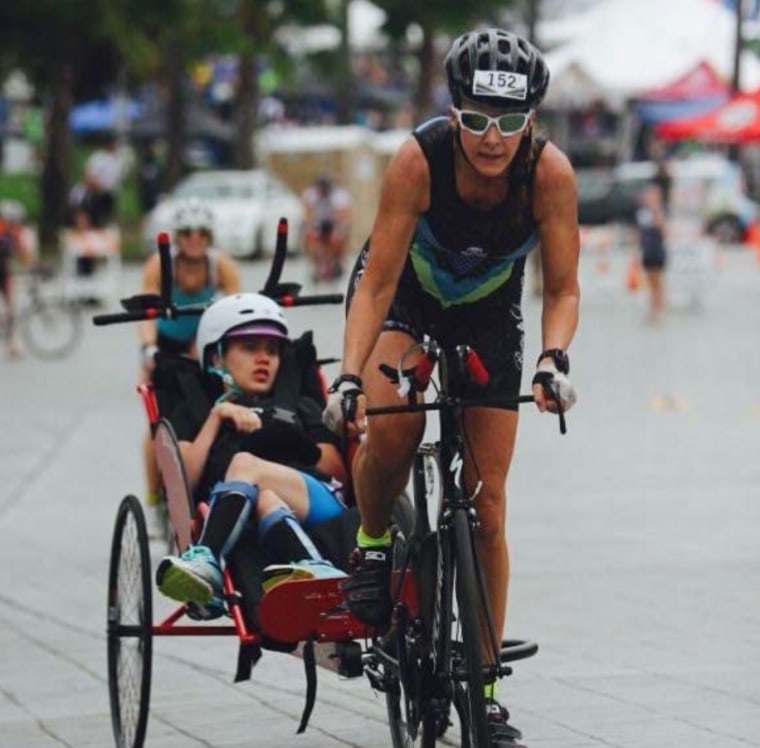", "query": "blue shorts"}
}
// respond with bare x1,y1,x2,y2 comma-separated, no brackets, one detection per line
301,472,346,528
